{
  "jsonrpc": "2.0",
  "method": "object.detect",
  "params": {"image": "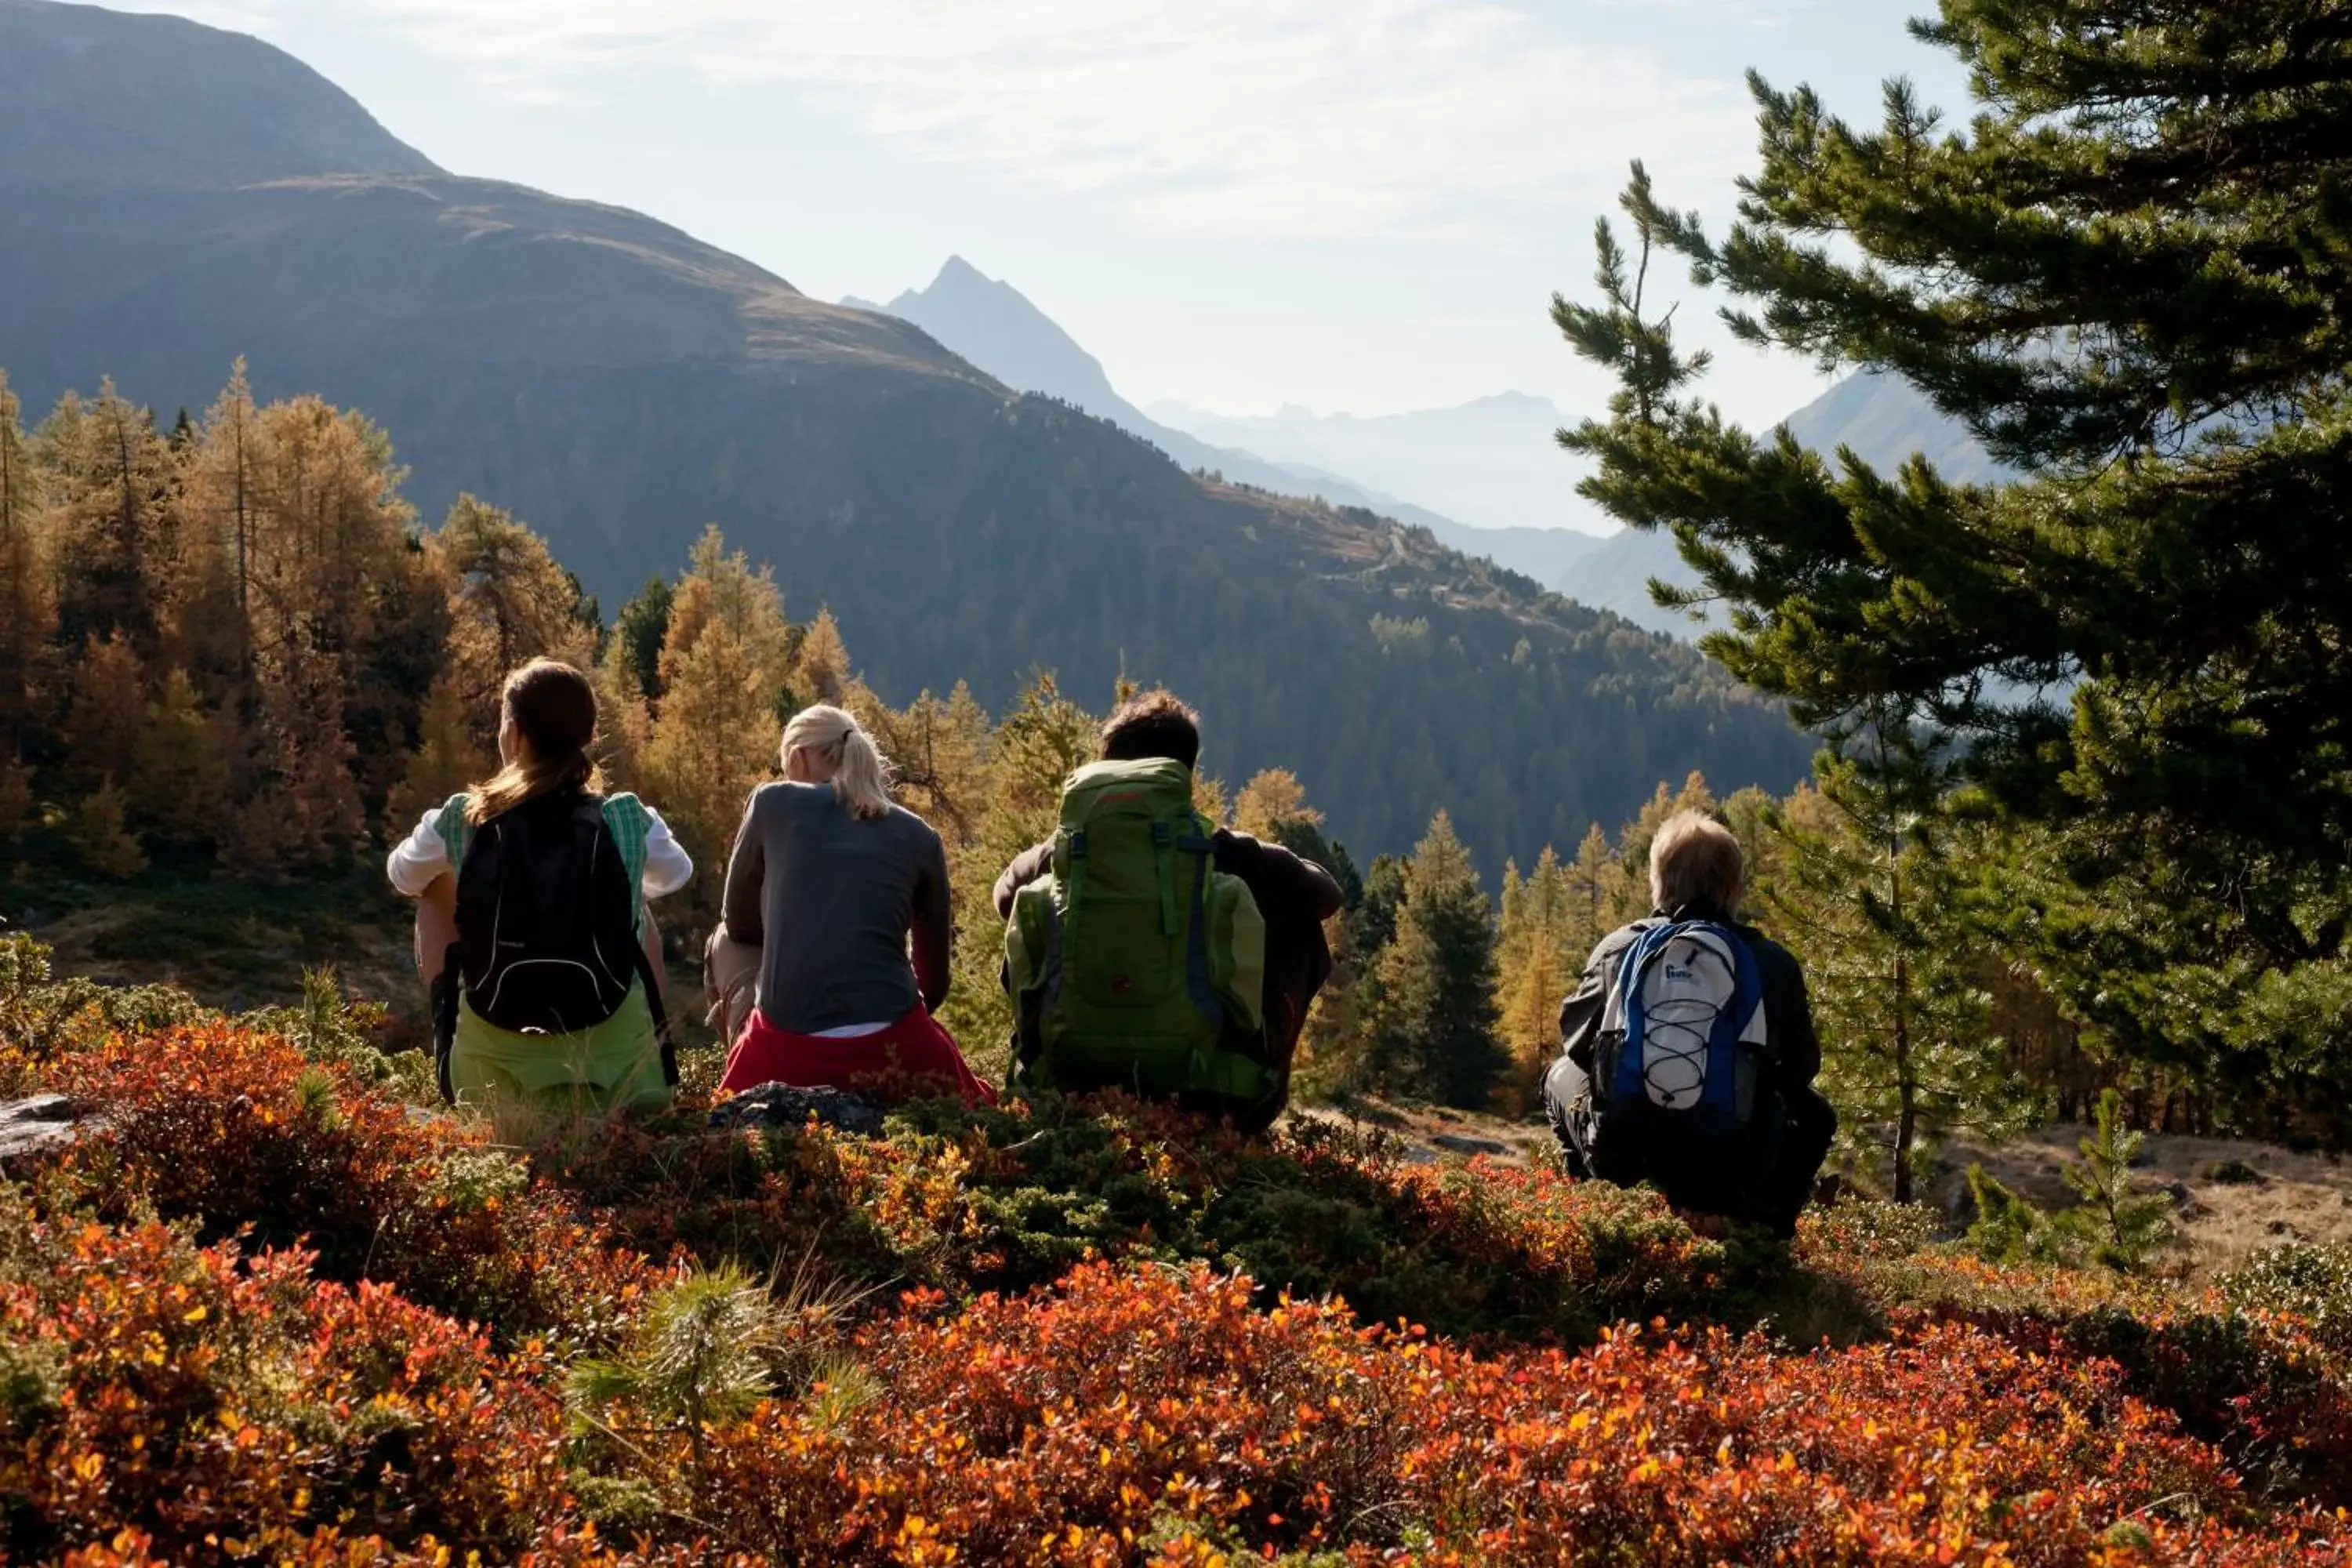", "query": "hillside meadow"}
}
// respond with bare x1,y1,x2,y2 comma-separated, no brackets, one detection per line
4,940,2351,1566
